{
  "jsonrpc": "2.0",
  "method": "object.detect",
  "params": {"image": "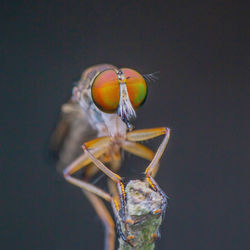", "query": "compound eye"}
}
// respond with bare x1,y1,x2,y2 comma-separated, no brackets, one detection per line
91,70,120,113
122,68,147,109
